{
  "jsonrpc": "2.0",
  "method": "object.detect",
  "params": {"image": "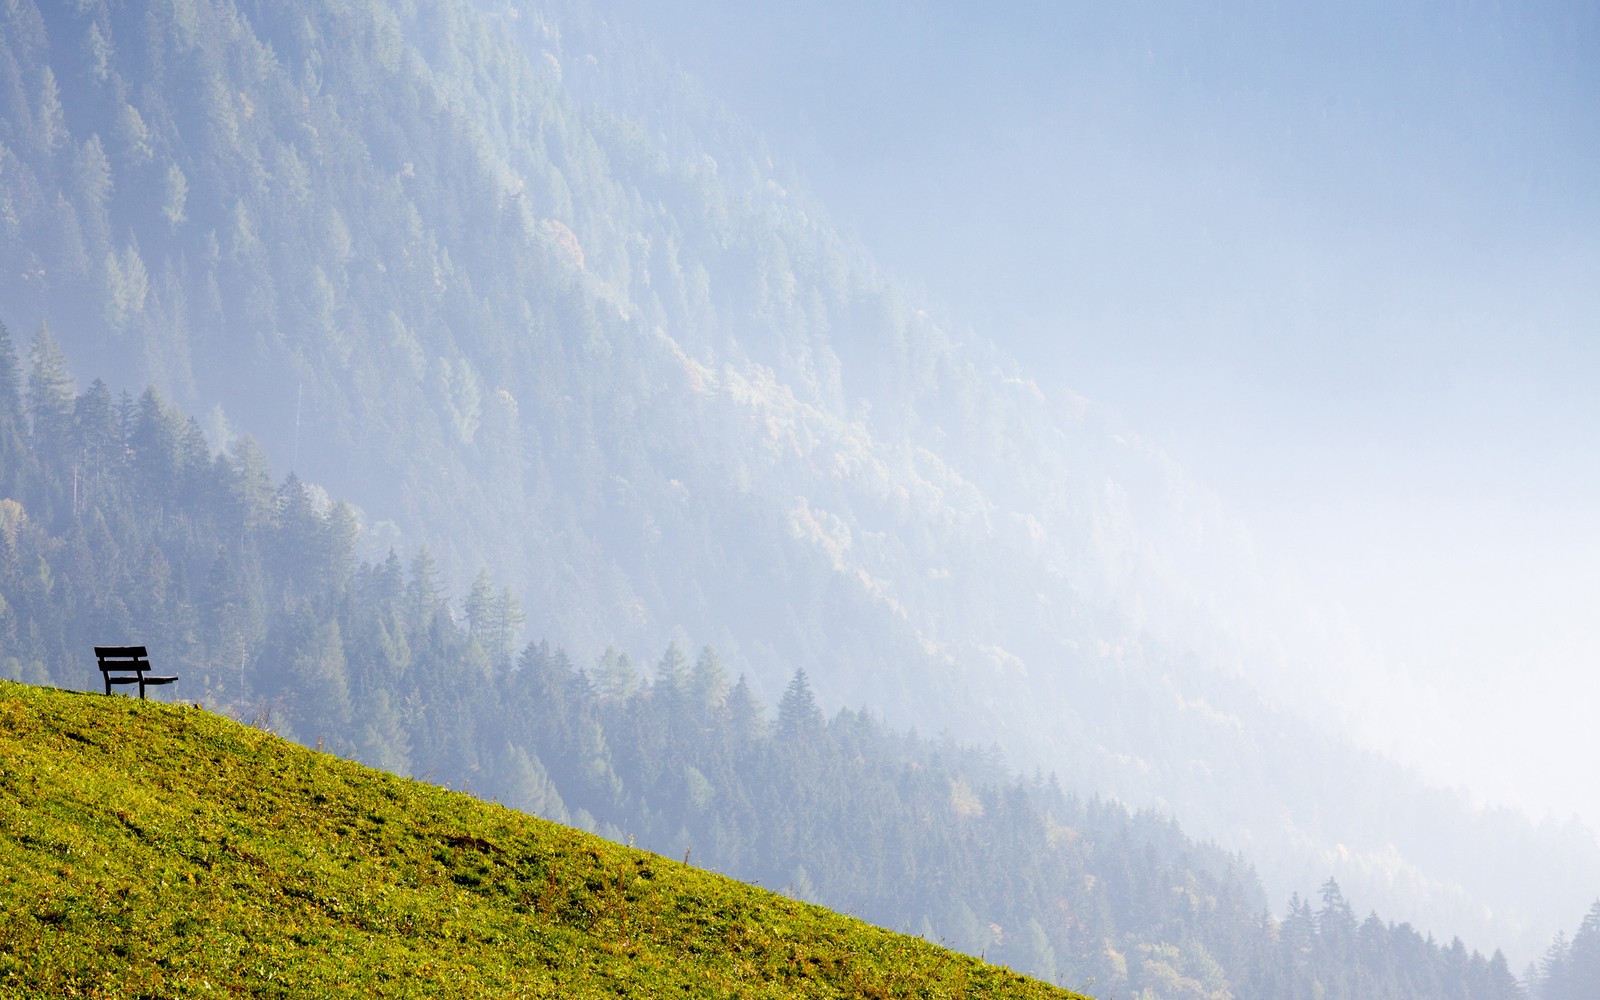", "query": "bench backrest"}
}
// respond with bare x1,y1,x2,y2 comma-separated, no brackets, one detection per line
95,645,151,672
